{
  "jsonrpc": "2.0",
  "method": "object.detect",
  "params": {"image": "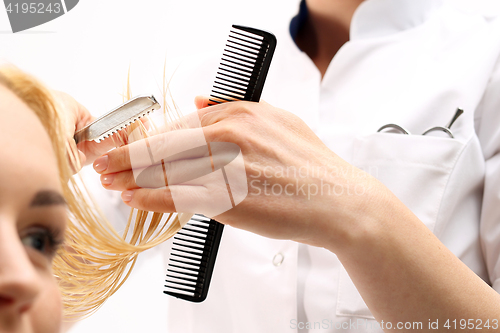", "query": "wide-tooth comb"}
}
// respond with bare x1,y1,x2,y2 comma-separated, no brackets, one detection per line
164,25,276,303
74,95,160,144
208,25,277,105
164,215,224,302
